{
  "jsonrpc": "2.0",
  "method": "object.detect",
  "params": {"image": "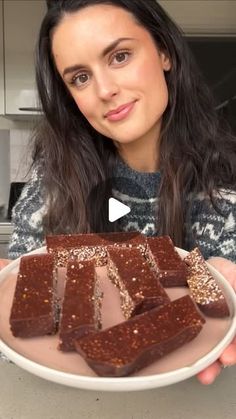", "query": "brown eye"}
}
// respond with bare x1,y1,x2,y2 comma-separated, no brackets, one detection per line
112,51,130,65
73,73,90,87
78,74,88,83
